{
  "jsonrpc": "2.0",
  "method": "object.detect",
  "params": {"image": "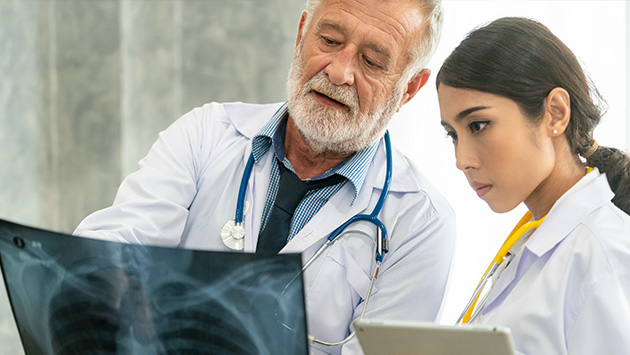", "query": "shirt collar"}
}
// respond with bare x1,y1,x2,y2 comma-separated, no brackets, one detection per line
251,102,287,161
525,168,612,256
251,102,379,201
